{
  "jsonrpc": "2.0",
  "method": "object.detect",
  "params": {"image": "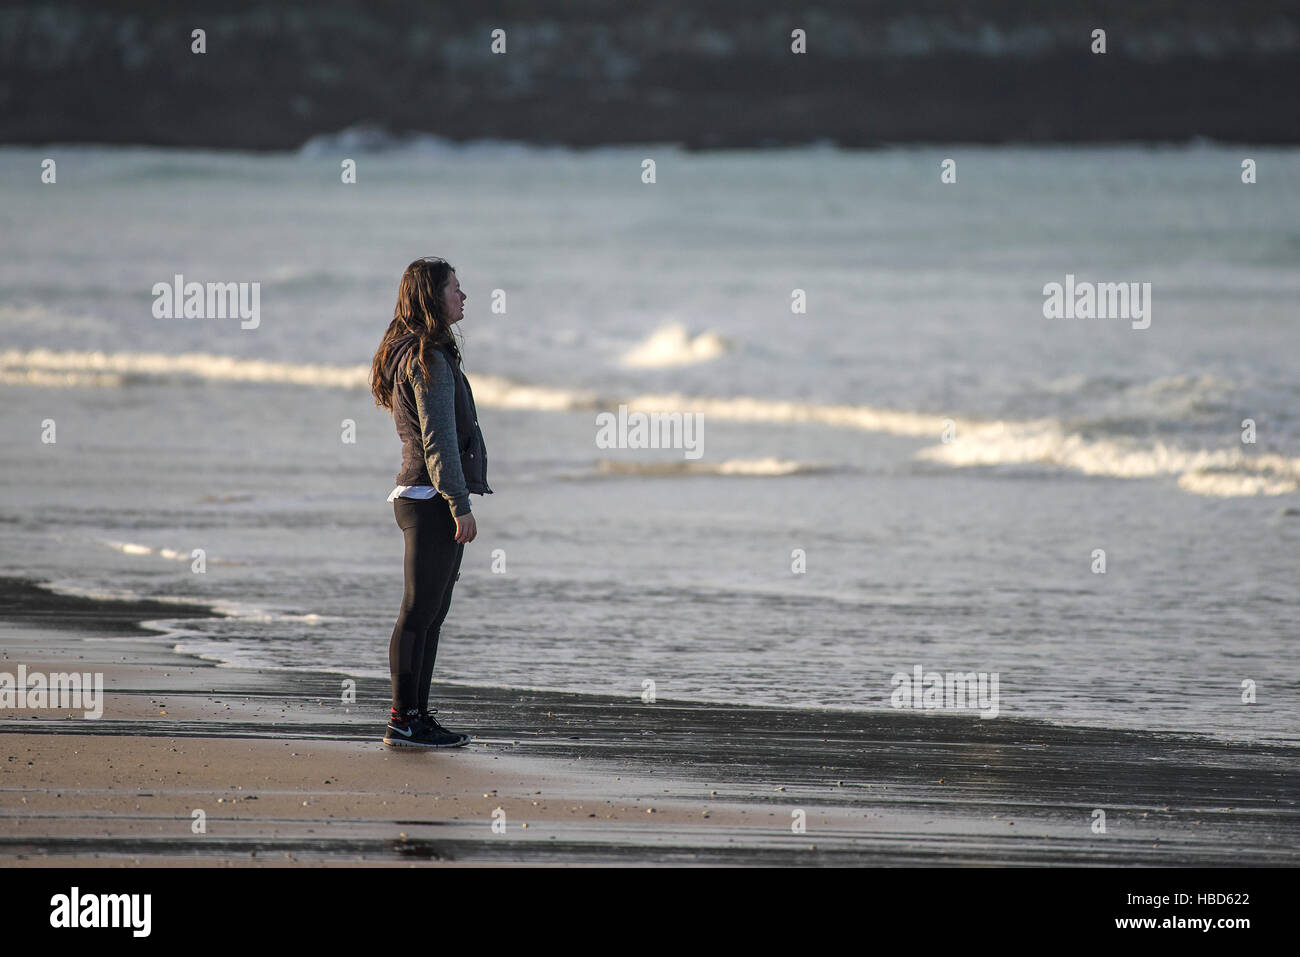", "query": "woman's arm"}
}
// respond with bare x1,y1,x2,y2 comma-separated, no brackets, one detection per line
410,356,472,518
